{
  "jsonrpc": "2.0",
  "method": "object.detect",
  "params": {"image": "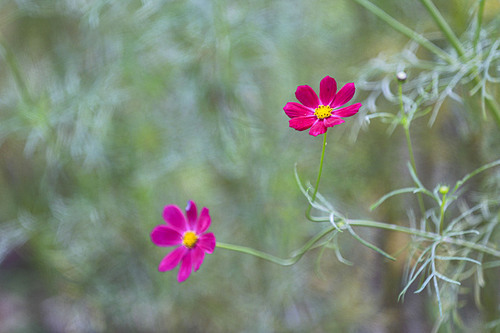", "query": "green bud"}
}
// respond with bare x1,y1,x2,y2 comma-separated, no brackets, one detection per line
439,185,449,195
